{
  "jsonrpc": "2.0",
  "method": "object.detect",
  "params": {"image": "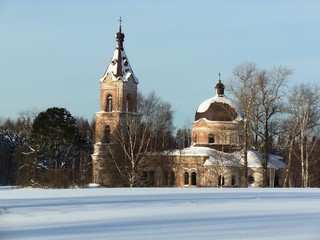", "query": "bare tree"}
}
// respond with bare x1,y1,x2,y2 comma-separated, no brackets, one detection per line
108,91,175,187
284,84,320,187
229,64,292,187
228,62,258,187
253,66,292,187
